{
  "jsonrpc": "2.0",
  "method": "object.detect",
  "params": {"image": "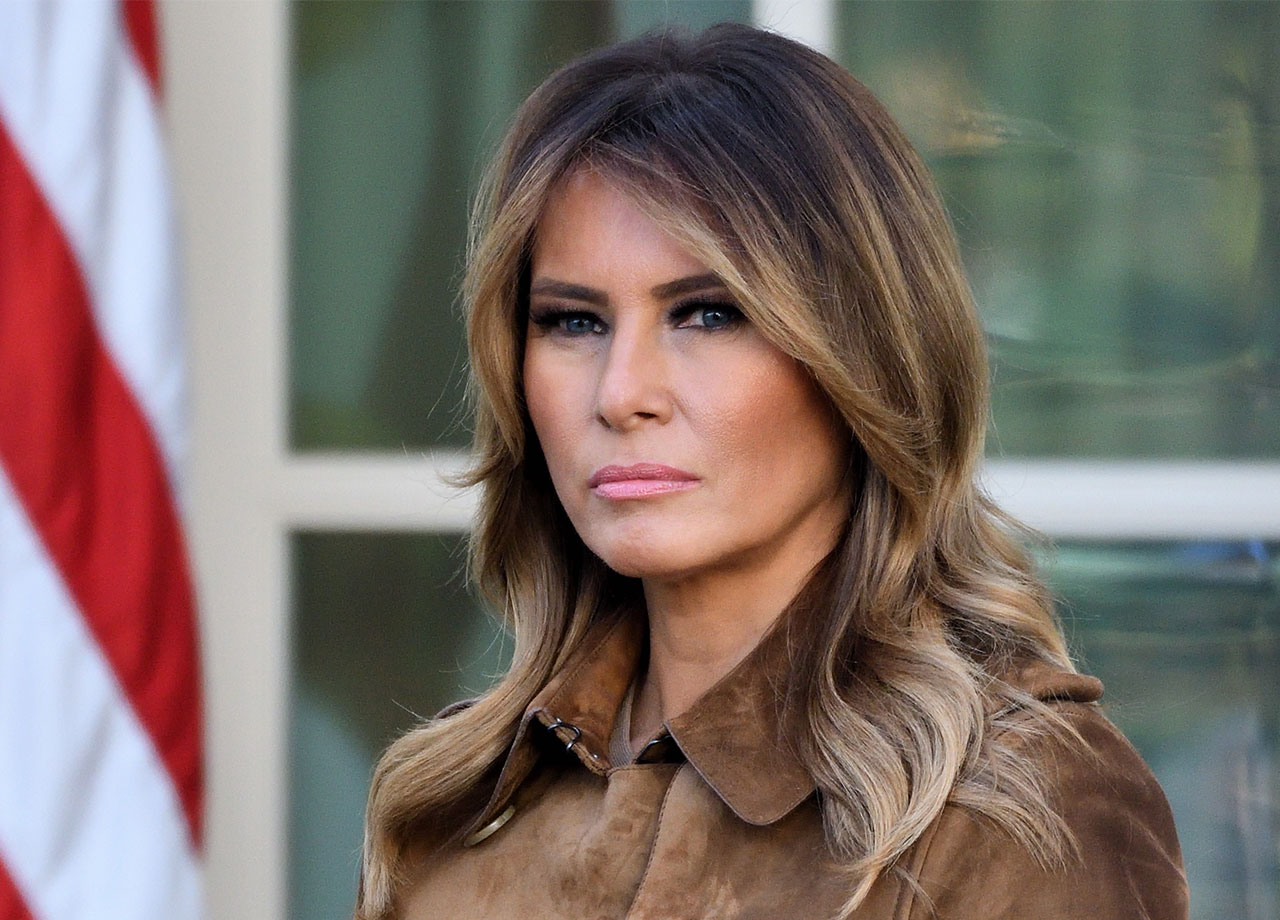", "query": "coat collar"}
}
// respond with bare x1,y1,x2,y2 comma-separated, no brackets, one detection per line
461,581,1107,841
465,604,815,838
